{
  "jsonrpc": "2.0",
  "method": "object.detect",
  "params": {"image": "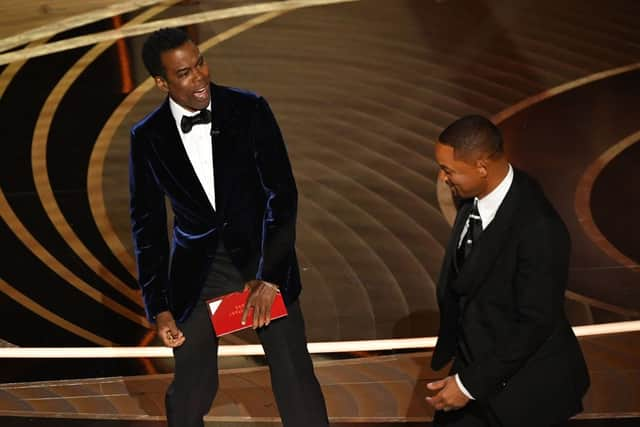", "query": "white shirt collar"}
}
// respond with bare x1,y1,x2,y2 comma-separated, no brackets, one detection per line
476,164,513,229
